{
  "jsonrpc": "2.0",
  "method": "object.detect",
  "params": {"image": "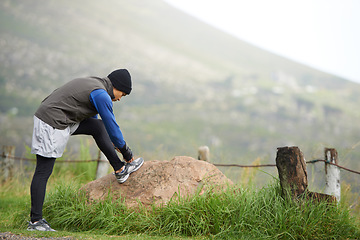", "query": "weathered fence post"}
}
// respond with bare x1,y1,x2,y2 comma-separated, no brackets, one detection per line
95,150,109,179
1,146,16,181
275,146,308,197
276,146,336,203
198,146,210,162
324,148,341,202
